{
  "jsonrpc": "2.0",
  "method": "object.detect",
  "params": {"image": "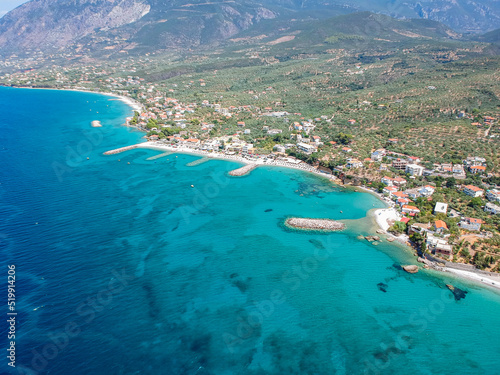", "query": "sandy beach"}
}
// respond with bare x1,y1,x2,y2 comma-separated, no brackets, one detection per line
443,268,500,291
373,207,400,231
138,141,343,182
17,86,144,113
